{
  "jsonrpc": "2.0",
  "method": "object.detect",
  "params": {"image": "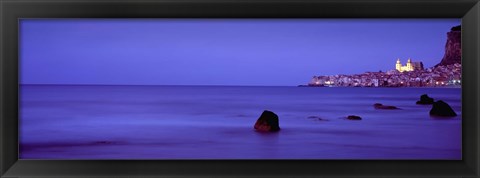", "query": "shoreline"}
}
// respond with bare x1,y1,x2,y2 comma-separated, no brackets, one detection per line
297,85,461,89
20,83,461,89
